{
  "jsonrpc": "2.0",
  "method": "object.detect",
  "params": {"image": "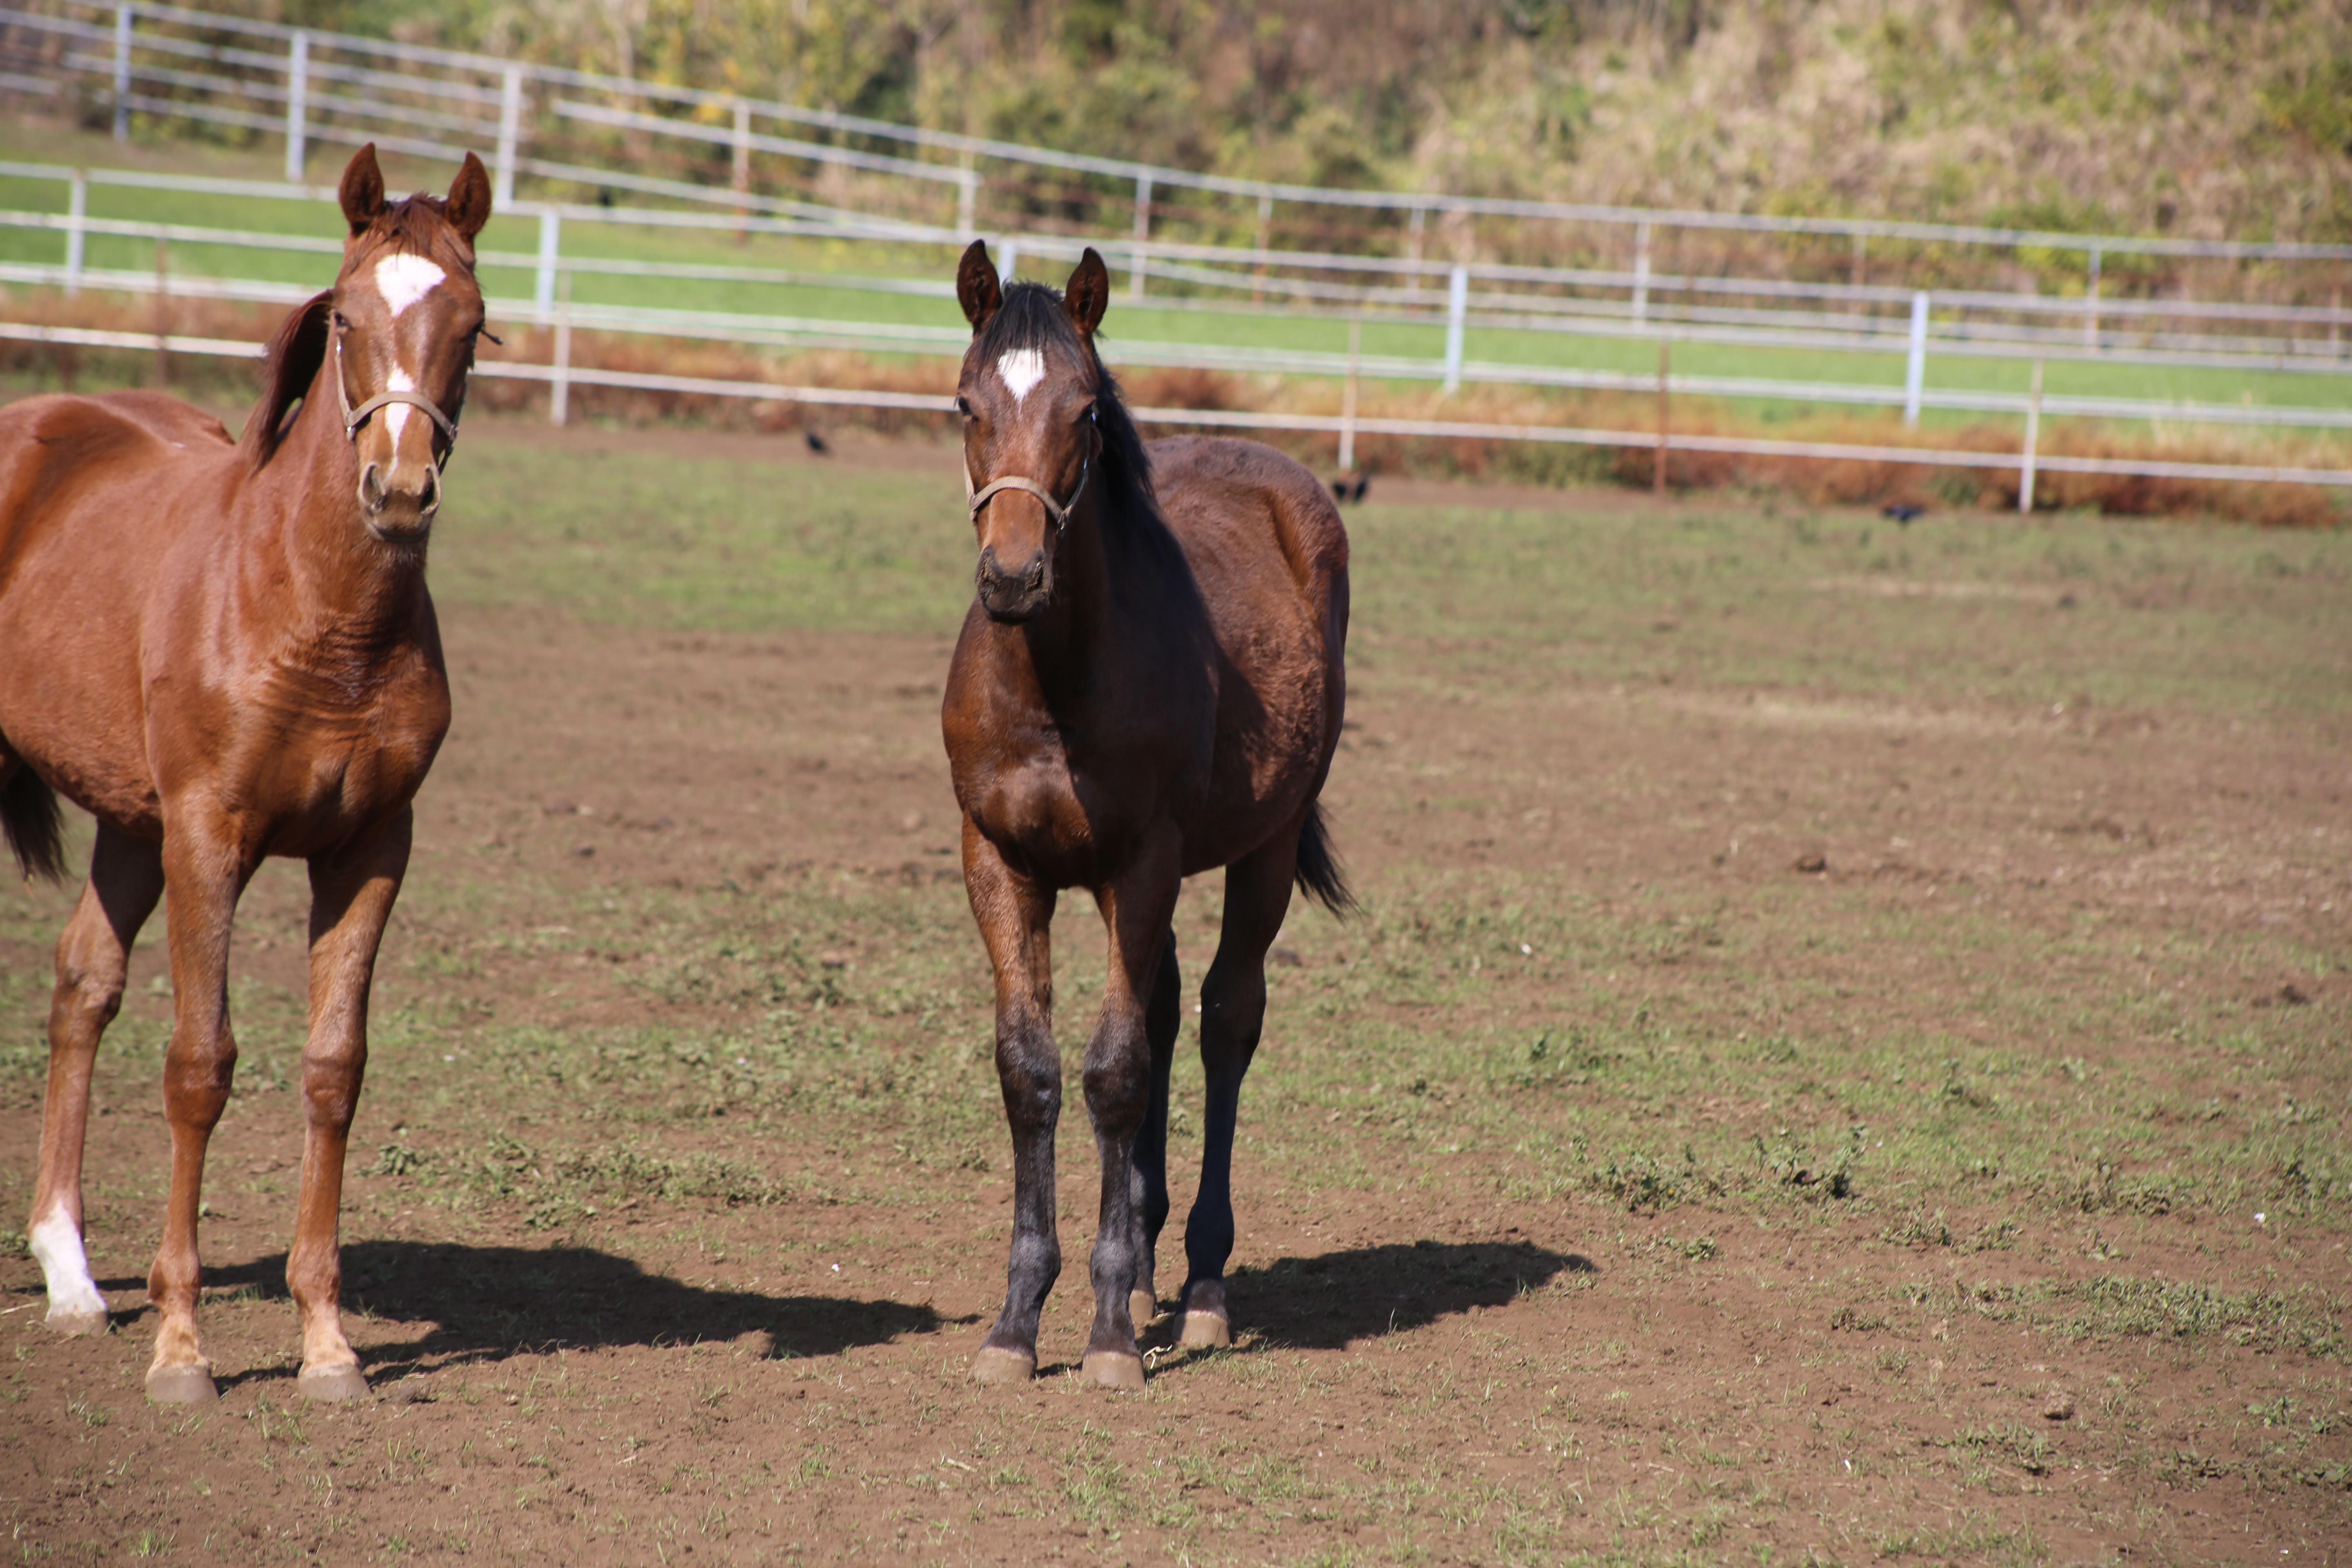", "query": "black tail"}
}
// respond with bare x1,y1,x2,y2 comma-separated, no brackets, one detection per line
1293,801,1356,917
1,762,67,884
